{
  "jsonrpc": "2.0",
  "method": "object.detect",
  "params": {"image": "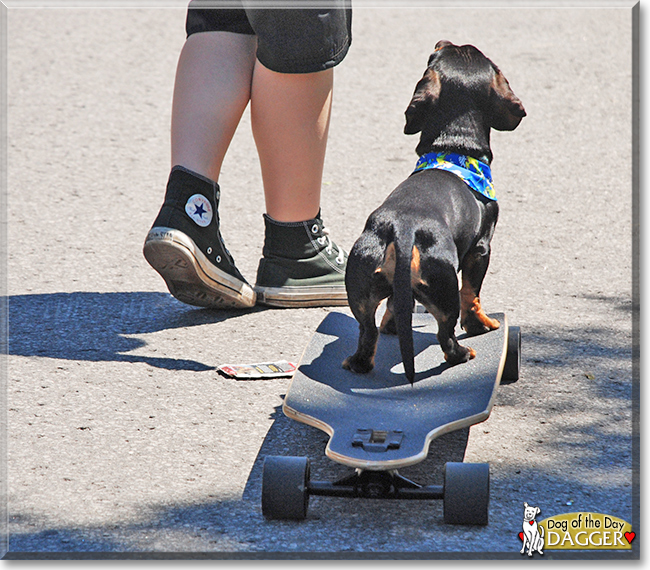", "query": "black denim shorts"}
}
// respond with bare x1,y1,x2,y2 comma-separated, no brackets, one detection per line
185,1,352,74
